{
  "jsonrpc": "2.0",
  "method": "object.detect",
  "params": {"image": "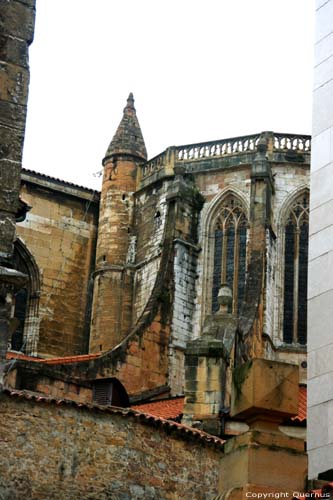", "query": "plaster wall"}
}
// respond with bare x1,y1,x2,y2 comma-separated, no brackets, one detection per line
308,0,333,478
